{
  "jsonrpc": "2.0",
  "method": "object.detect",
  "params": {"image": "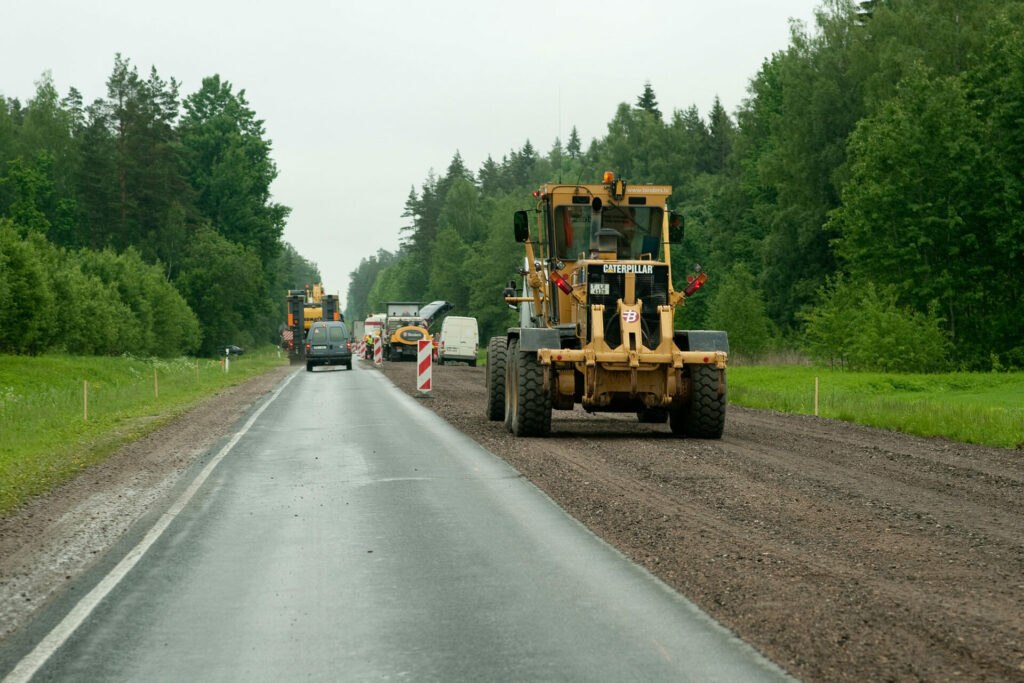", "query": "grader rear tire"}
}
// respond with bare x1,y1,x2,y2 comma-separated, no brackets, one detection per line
670,365,726,438
485,336,507,421
504,338,551,437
